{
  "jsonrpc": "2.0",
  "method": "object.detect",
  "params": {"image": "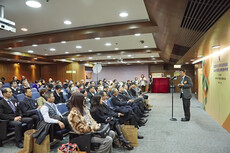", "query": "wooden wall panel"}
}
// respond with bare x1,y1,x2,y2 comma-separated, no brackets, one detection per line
0,62,41,83
40,62,85,83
